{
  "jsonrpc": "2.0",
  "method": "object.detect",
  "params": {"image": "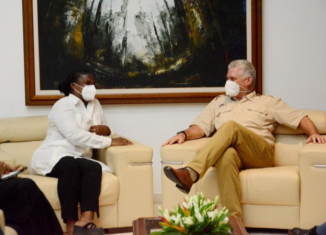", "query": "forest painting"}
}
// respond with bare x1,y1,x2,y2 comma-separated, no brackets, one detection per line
37,0,246,90
24,0,262,104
